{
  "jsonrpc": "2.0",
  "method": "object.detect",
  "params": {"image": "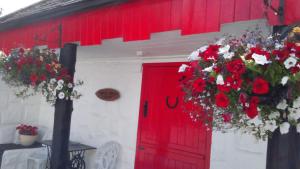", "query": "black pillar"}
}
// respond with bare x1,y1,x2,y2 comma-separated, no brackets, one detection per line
266,127,300,169
50,43,77,169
